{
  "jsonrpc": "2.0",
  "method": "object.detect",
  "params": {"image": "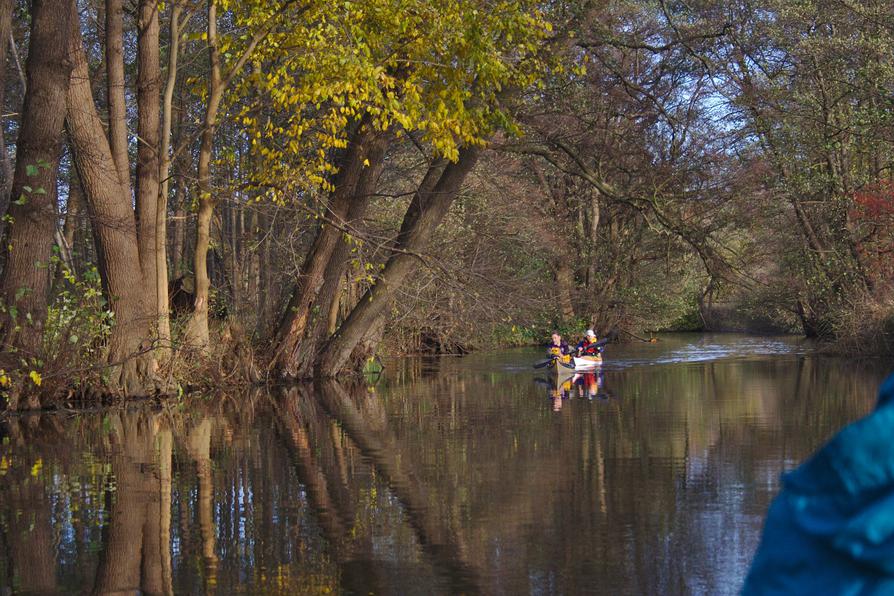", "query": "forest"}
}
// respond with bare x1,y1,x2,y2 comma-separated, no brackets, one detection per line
1,0,893,408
